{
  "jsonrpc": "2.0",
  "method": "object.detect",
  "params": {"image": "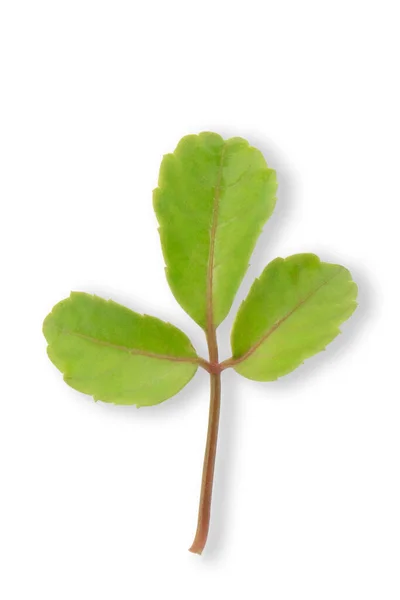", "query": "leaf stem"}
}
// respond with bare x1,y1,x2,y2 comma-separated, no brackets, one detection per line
197,357,214,373
189,145,225,554
188,371,221,554
189,330,221,554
